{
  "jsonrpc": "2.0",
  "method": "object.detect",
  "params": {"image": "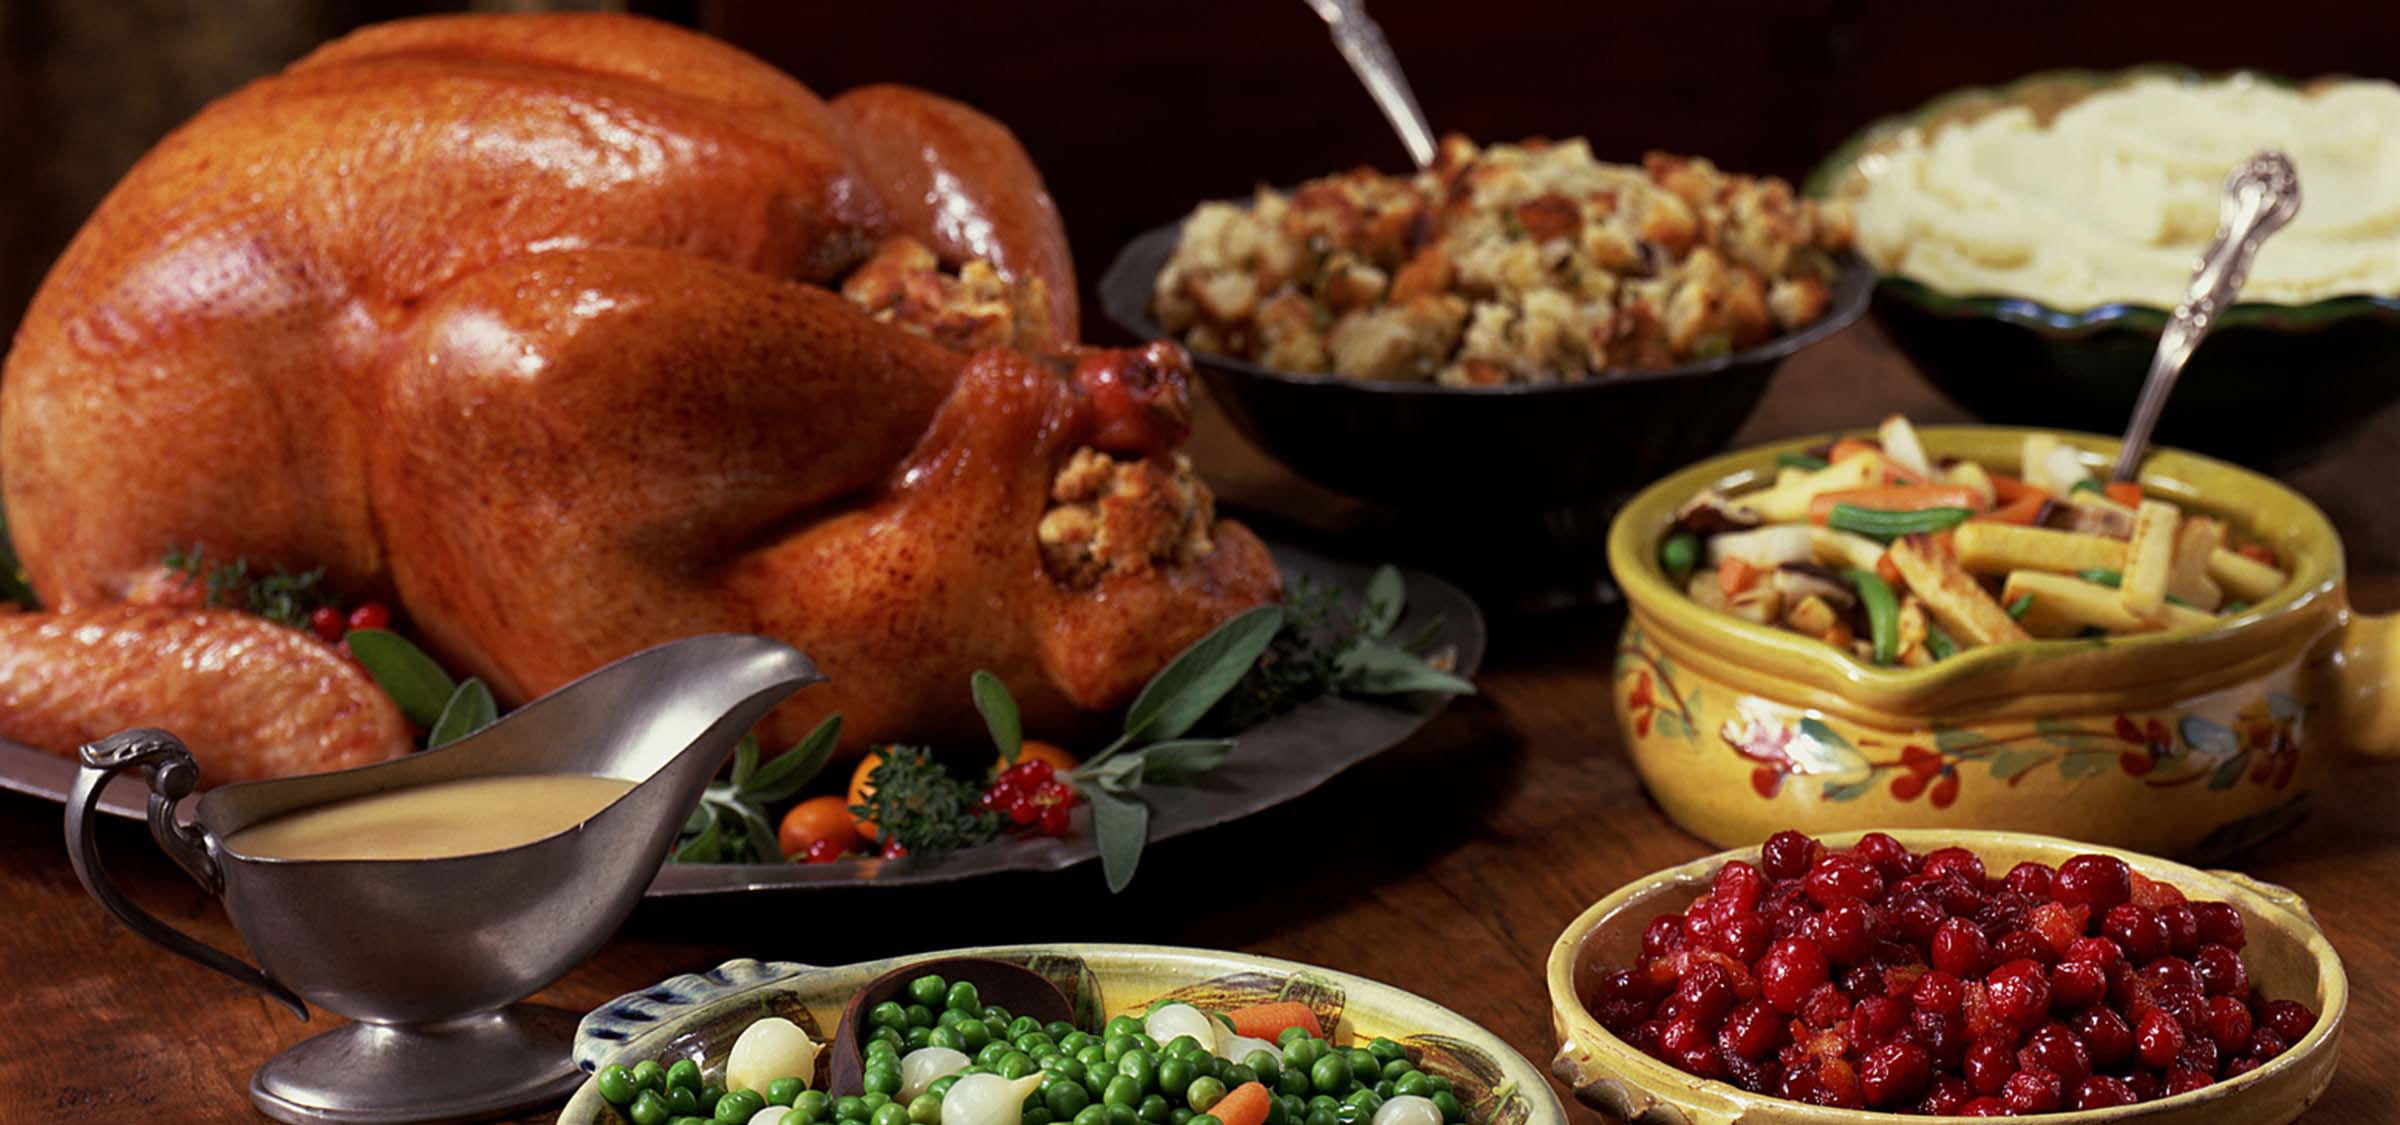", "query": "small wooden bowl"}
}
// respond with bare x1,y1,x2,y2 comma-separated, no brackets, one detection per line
1545,830,2346,1124
825,956,1076,1095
